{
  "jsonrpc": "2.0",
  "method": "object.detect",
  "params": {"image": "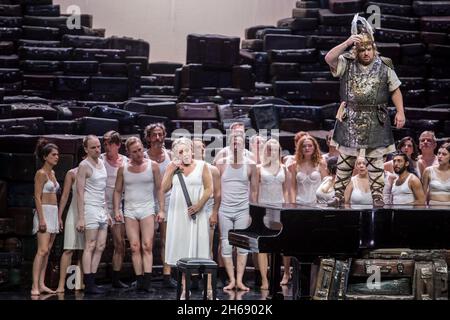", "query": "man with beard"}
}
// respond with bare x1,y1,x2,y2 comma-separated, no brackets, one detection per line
391,152,425,205
325,13,406,207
